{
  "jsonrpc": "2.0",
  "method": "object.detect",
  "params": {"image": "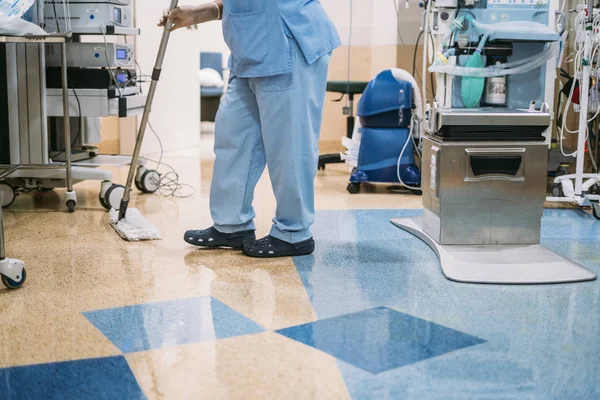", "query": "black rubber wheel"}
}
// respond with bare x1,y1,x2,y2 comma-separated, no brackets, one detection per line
139,170,161,194
556,167,569,177
2,268,26,289
411,189,423,196
135,179,144,192
104,184,125,210
552,184,562,197
347,182,360,194
99,193,109,210
593,203,600,220
66,199,76,213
